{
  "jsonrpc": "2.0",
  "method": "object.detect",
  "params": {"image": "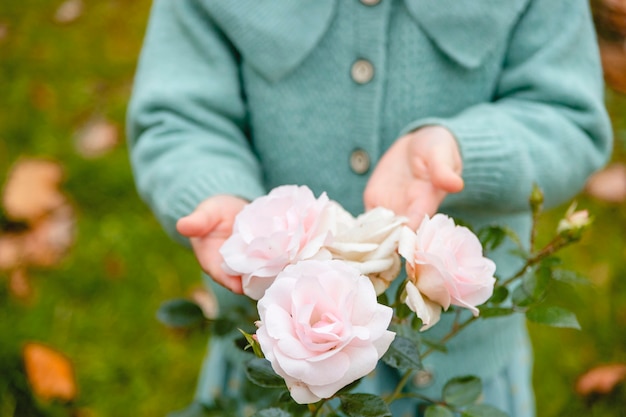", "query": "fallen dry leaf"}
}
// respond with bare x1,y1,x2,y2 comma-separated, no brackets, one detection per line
54,0,83,24
21,204,75,268
1,158,76,298
576,363,626,395
23,342,77,402
585,163,626,203
2,159,66,223
75,119,119,158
